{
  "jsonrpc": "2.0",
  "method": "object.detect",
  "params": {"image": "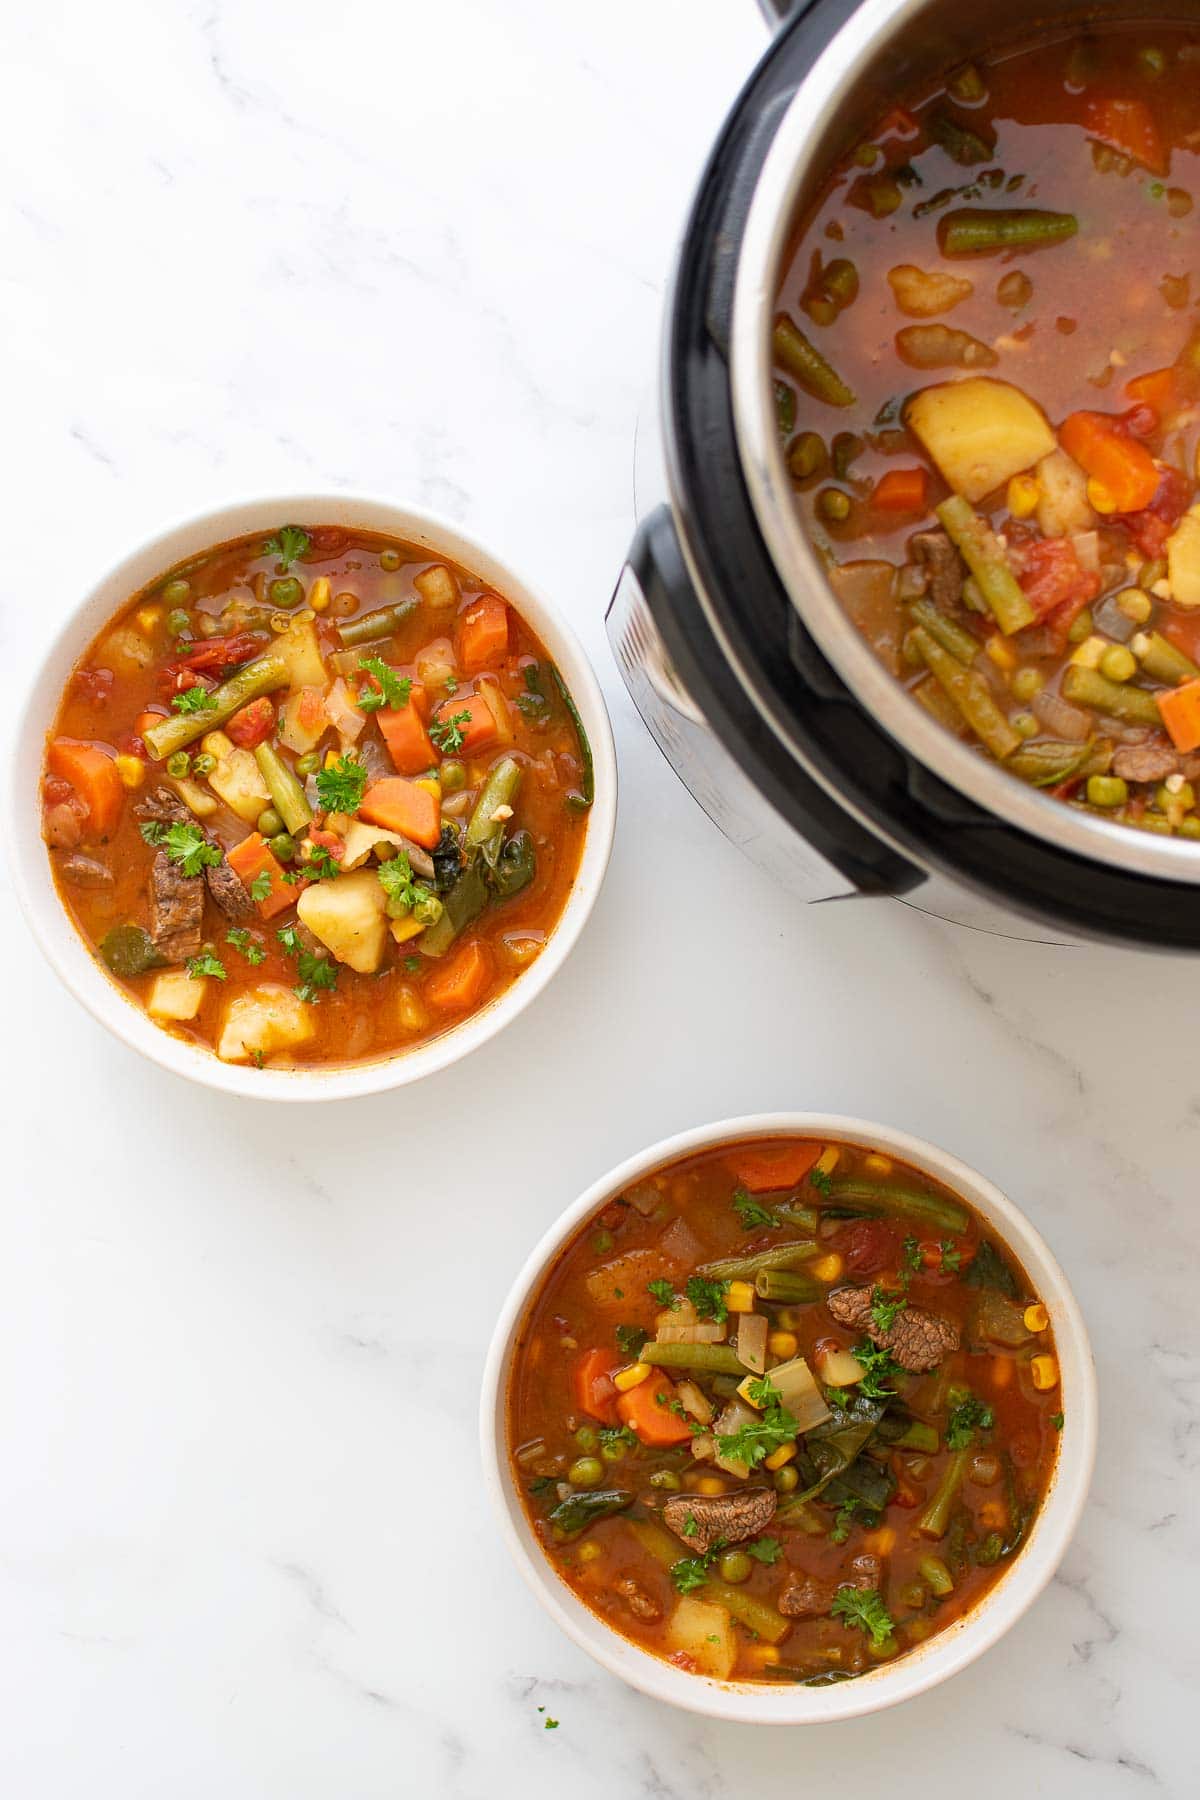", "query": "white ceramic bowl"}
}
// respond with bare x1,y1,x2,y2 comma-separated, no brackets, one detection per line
480,1113,1097,1723
8,493,617,1102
